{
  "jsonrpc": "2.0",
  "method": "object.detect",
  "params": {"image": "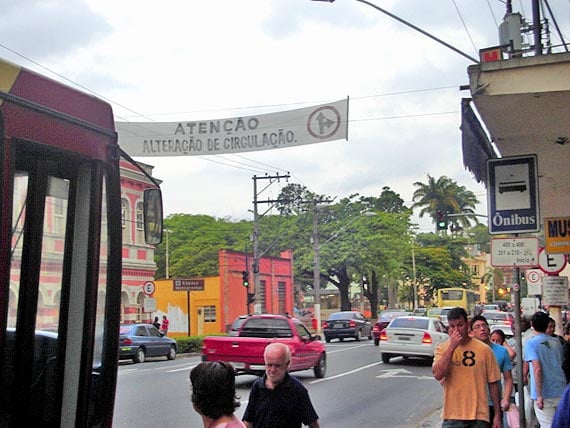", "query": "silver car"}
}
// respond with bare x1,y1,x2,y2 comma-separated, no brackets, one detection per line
379,316,449,364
